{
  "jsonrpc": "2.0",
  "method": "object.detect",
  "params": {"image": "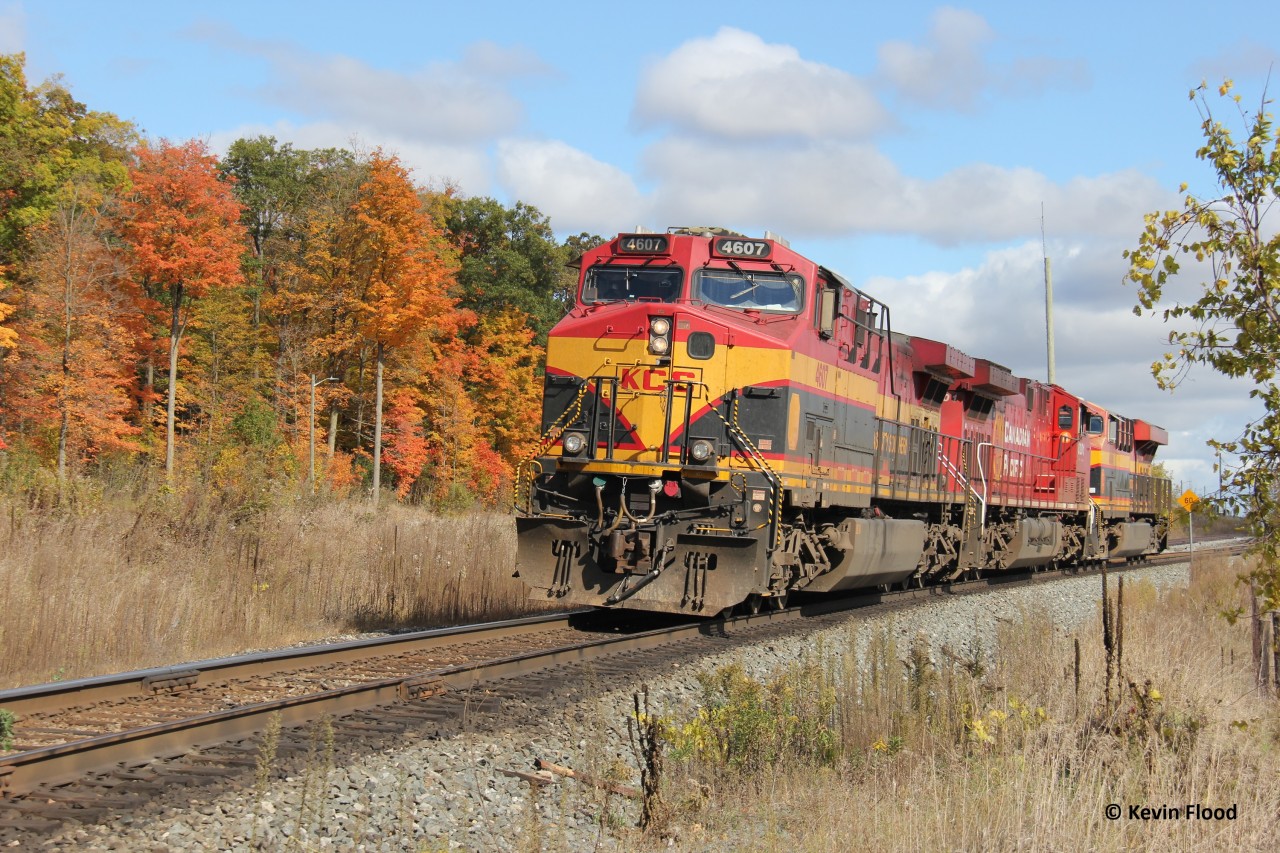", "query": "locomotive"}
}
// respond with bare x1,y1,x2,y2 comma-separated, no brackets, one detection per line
515,227,1172,616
